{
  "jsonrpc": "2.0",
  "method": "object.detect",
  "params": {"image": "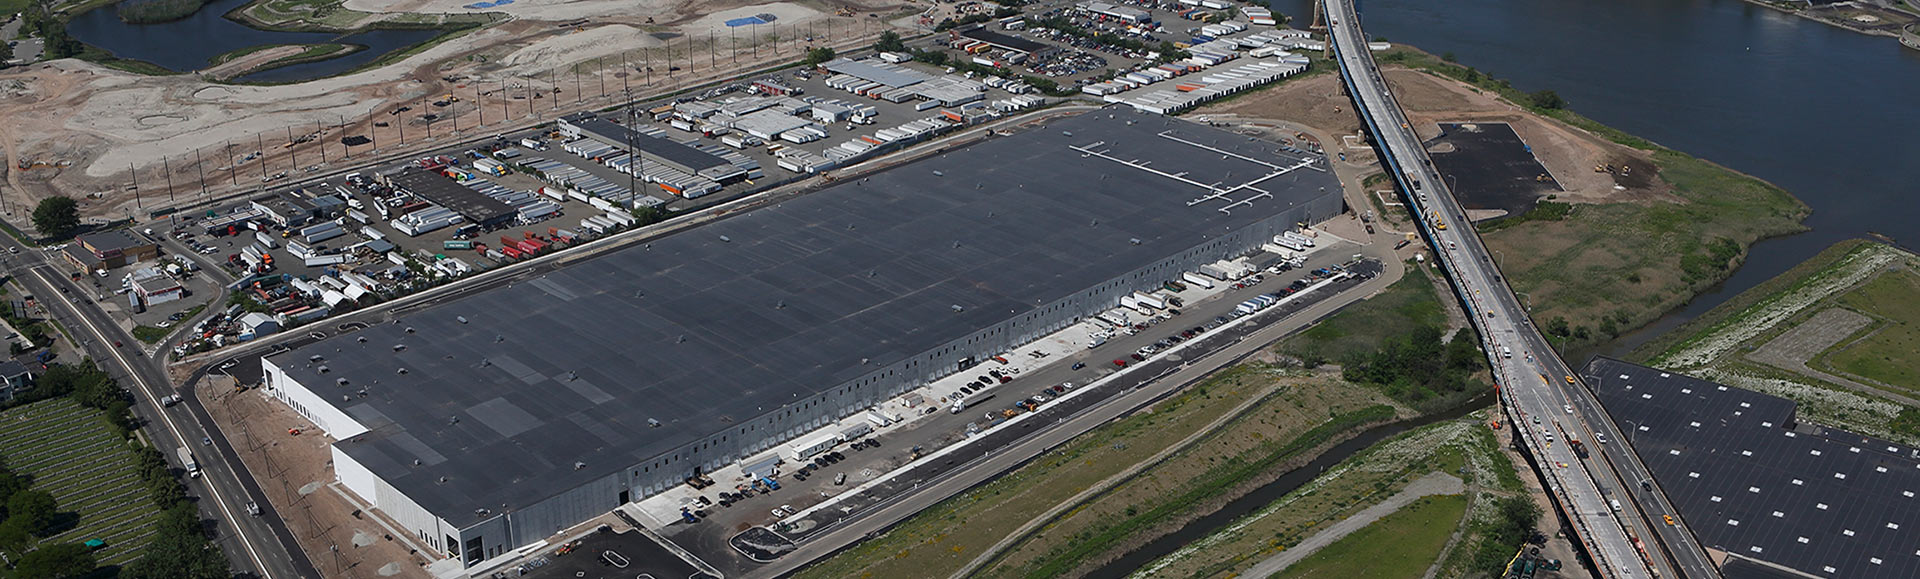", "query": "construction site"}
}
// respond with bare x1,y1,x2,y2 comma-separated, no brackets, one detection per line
0,0,918,228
